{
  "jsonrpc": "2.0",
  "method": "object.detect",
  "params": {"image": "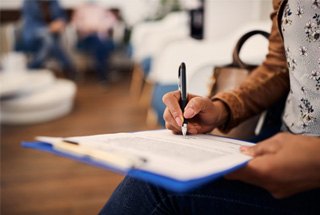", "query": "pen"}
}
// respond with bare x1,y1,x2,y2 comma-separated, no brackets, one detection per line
178,62,188,137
